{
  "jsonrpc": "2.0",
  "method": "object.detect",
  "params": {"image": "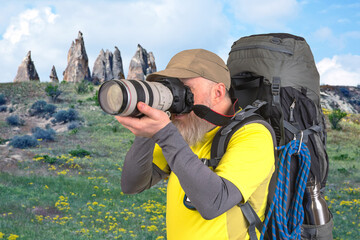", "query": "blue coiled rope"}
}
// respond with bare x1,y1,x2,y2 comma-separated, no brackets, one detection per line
260,138,311,240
